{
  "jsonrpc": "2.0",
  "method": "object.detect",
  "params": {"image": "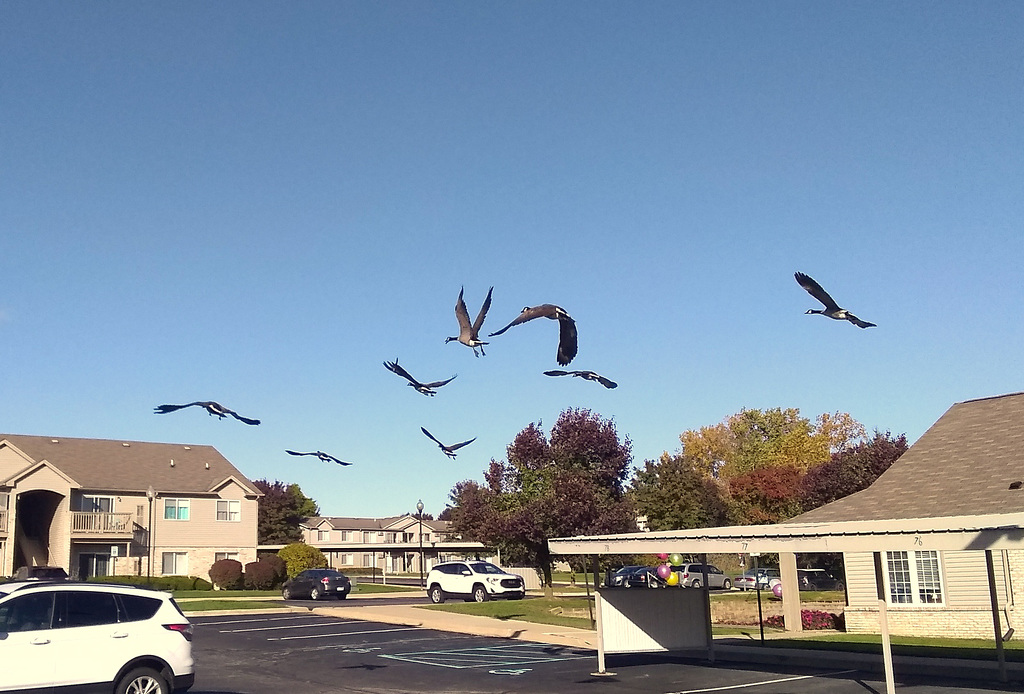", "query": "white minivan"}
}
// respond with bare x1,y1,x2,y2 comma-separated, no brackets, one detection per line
0,580,194,694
